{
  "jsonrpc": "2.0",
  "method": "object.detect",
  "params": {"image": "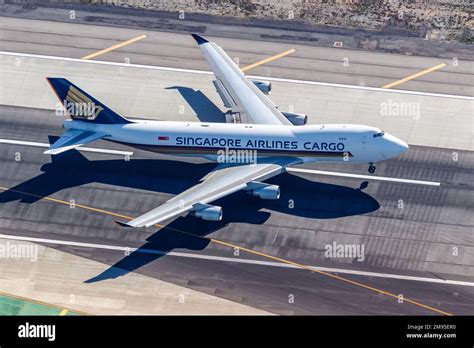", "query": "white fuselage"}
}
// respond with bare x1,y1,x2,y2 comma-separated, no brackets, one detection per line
64,119,408,164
